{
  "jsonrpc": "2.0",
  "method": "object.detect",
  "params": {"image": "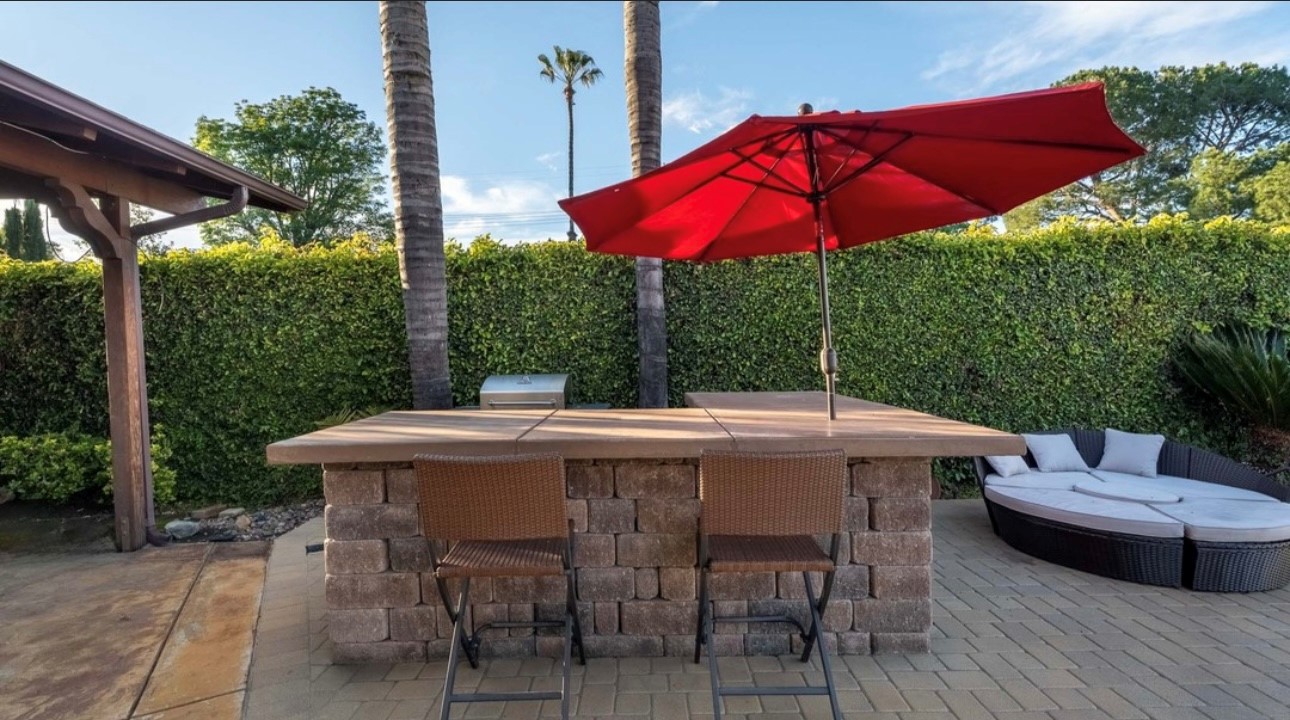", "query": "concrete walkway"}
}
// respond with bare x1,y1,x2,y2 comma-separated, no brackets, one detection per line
248,501,1290,719
0,540,268,720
